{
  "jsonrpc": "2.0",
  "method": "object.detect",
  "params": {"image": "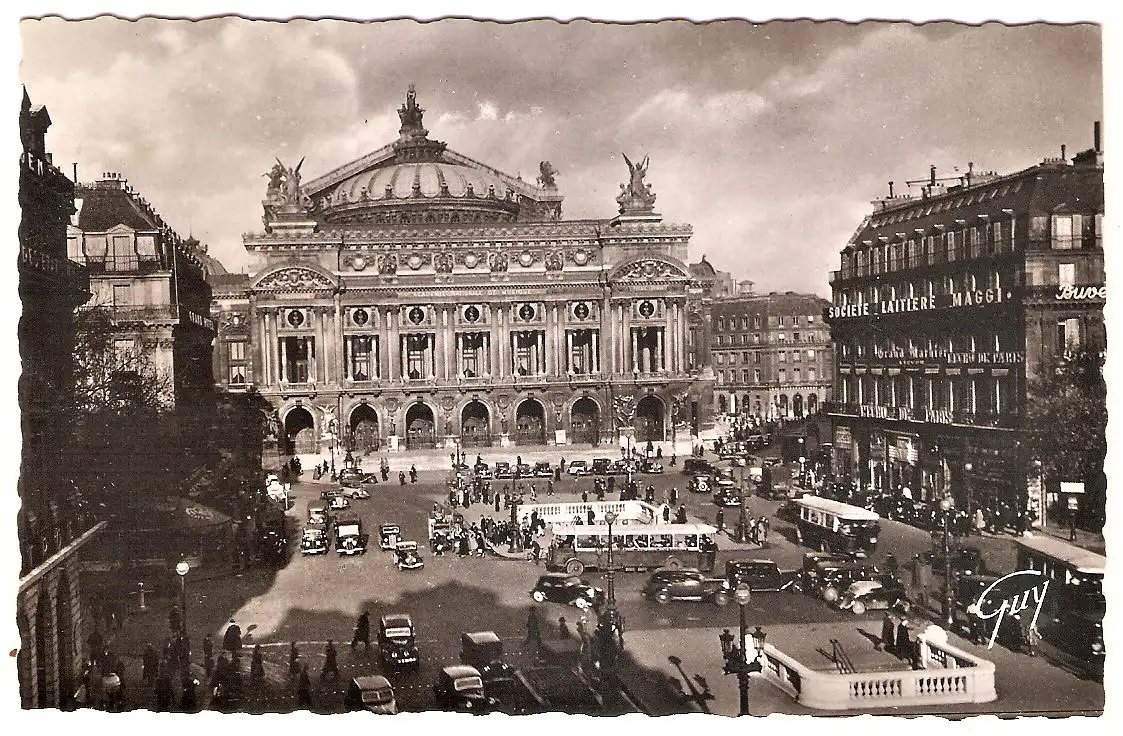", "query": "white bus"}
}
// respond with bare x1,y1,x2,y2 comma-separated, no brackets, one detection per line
547,522,719,575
